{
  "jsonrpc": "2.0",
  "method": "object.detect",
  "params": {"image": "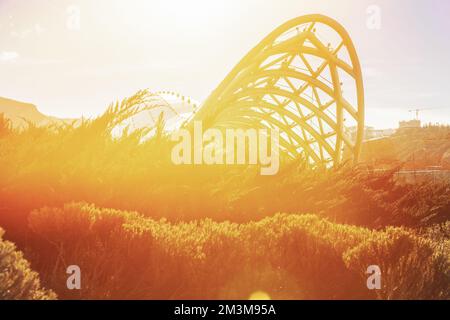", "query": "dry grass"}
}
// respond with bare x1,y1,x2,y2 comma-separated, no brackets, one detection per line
0,90,448,299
